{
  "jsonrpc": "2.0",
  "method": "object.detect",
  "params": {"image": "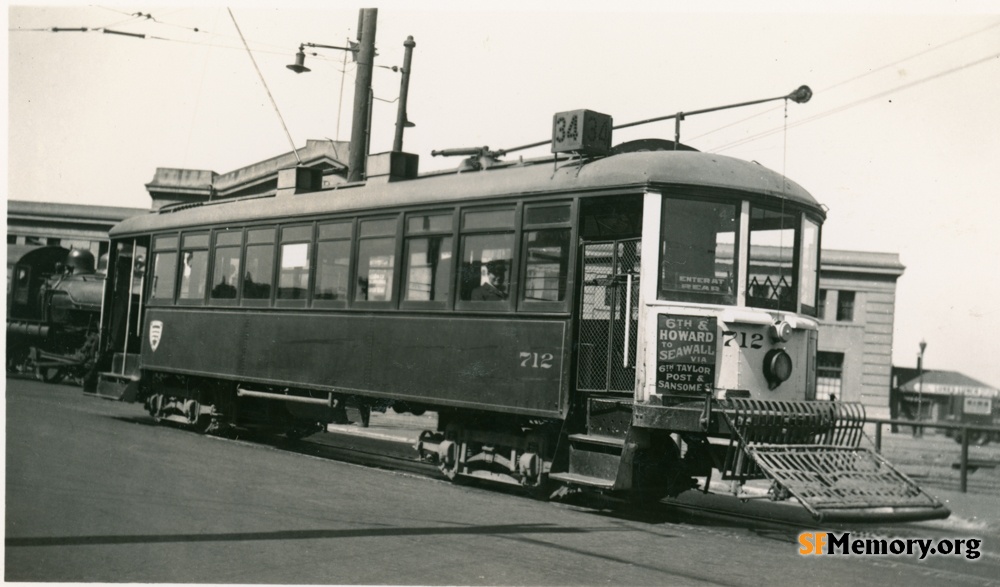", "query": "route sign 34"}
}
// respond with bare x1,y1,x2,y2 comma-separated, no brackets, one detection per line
551,109,612,156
